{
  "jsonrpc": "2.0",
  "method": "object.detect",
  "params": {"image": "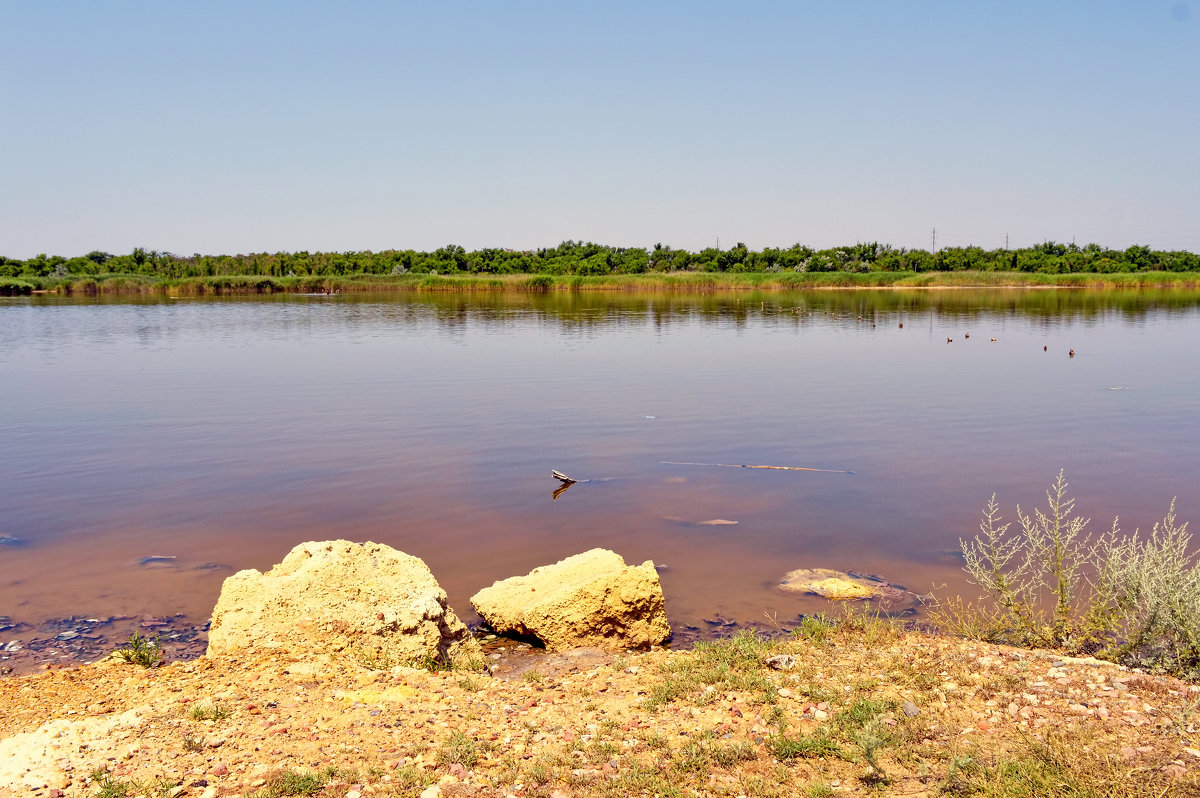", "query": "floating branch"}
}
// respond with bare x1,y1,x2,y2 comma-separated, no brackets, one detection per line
661,461,855,475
